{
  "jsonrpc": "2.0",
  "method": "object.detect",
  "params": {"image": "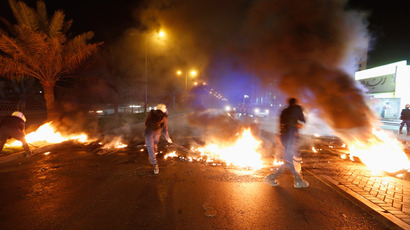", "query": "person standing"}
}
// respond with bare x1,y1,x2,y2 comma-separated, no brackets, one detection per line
399,104,410,135
0,111,32,157
144,104,172,174
264,98,309,188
